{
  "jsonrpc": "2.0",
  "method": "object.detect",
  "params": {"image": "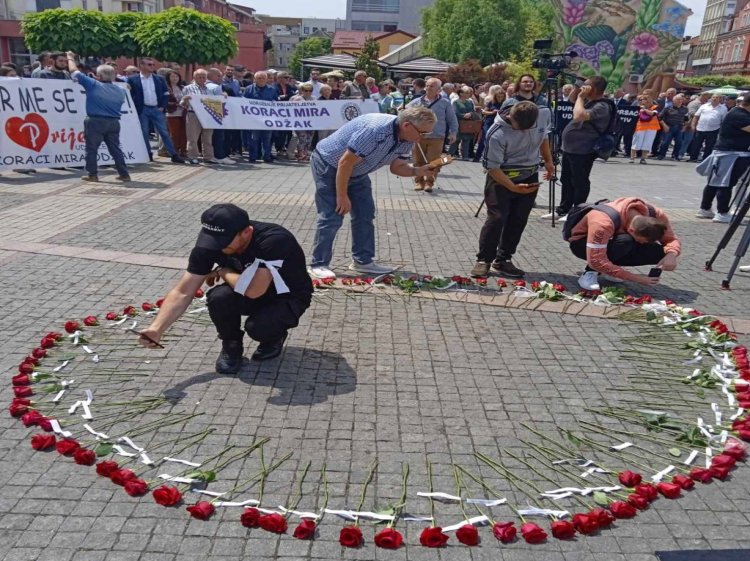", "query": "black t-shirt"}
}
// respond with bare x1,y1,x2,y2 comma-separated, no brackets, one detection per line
715,107,750,151
187,221,313,301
